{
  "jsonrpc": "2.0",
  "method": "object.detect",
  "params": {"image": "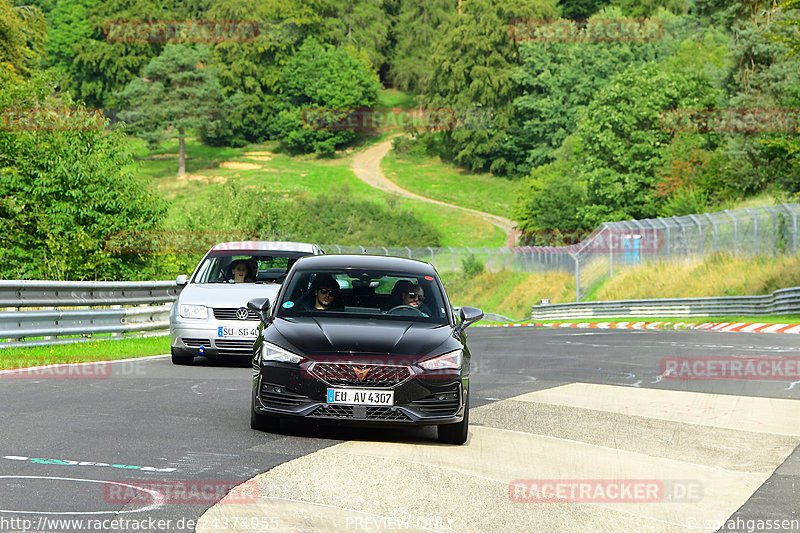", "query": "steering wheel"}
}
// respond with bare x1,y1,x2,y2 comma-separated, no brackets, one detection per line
385,305,425,316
